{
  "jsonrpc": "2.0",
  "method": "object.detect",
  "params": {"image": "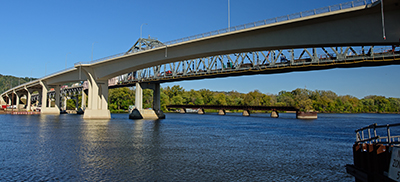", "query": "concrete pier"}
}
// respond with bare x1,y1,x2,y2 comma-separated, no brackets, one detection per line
270,111,279,118
198,108,205,115
242,110,250,116
82,68,111,119
40,82,60,115
218,109,226,115
129,83,165,120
